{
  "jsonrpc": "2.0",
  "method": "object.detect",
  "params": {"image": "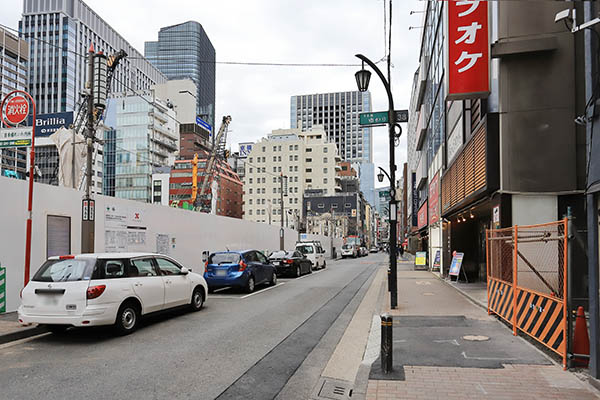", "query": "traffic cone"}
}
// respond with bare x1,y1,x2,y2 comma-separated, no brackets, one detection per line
573,306,590,368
